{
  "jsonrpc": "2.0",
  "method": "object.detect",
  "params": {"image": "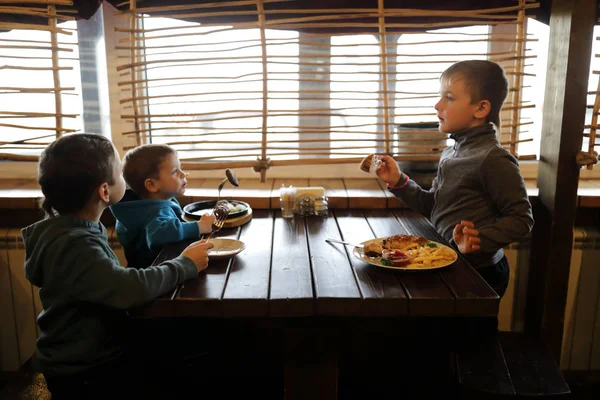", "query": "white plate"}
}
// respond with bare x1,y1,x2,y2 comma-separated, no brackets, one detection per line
208,238,246,258
352,238,457,271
